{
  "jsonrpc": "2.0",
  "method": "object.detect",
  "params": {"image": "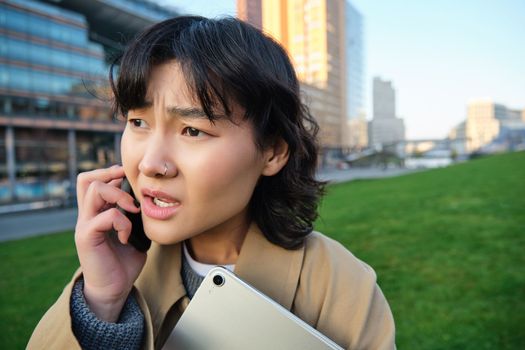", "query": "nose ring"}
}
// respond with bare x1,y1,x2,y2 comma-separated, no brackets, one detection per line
163,163,168,177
